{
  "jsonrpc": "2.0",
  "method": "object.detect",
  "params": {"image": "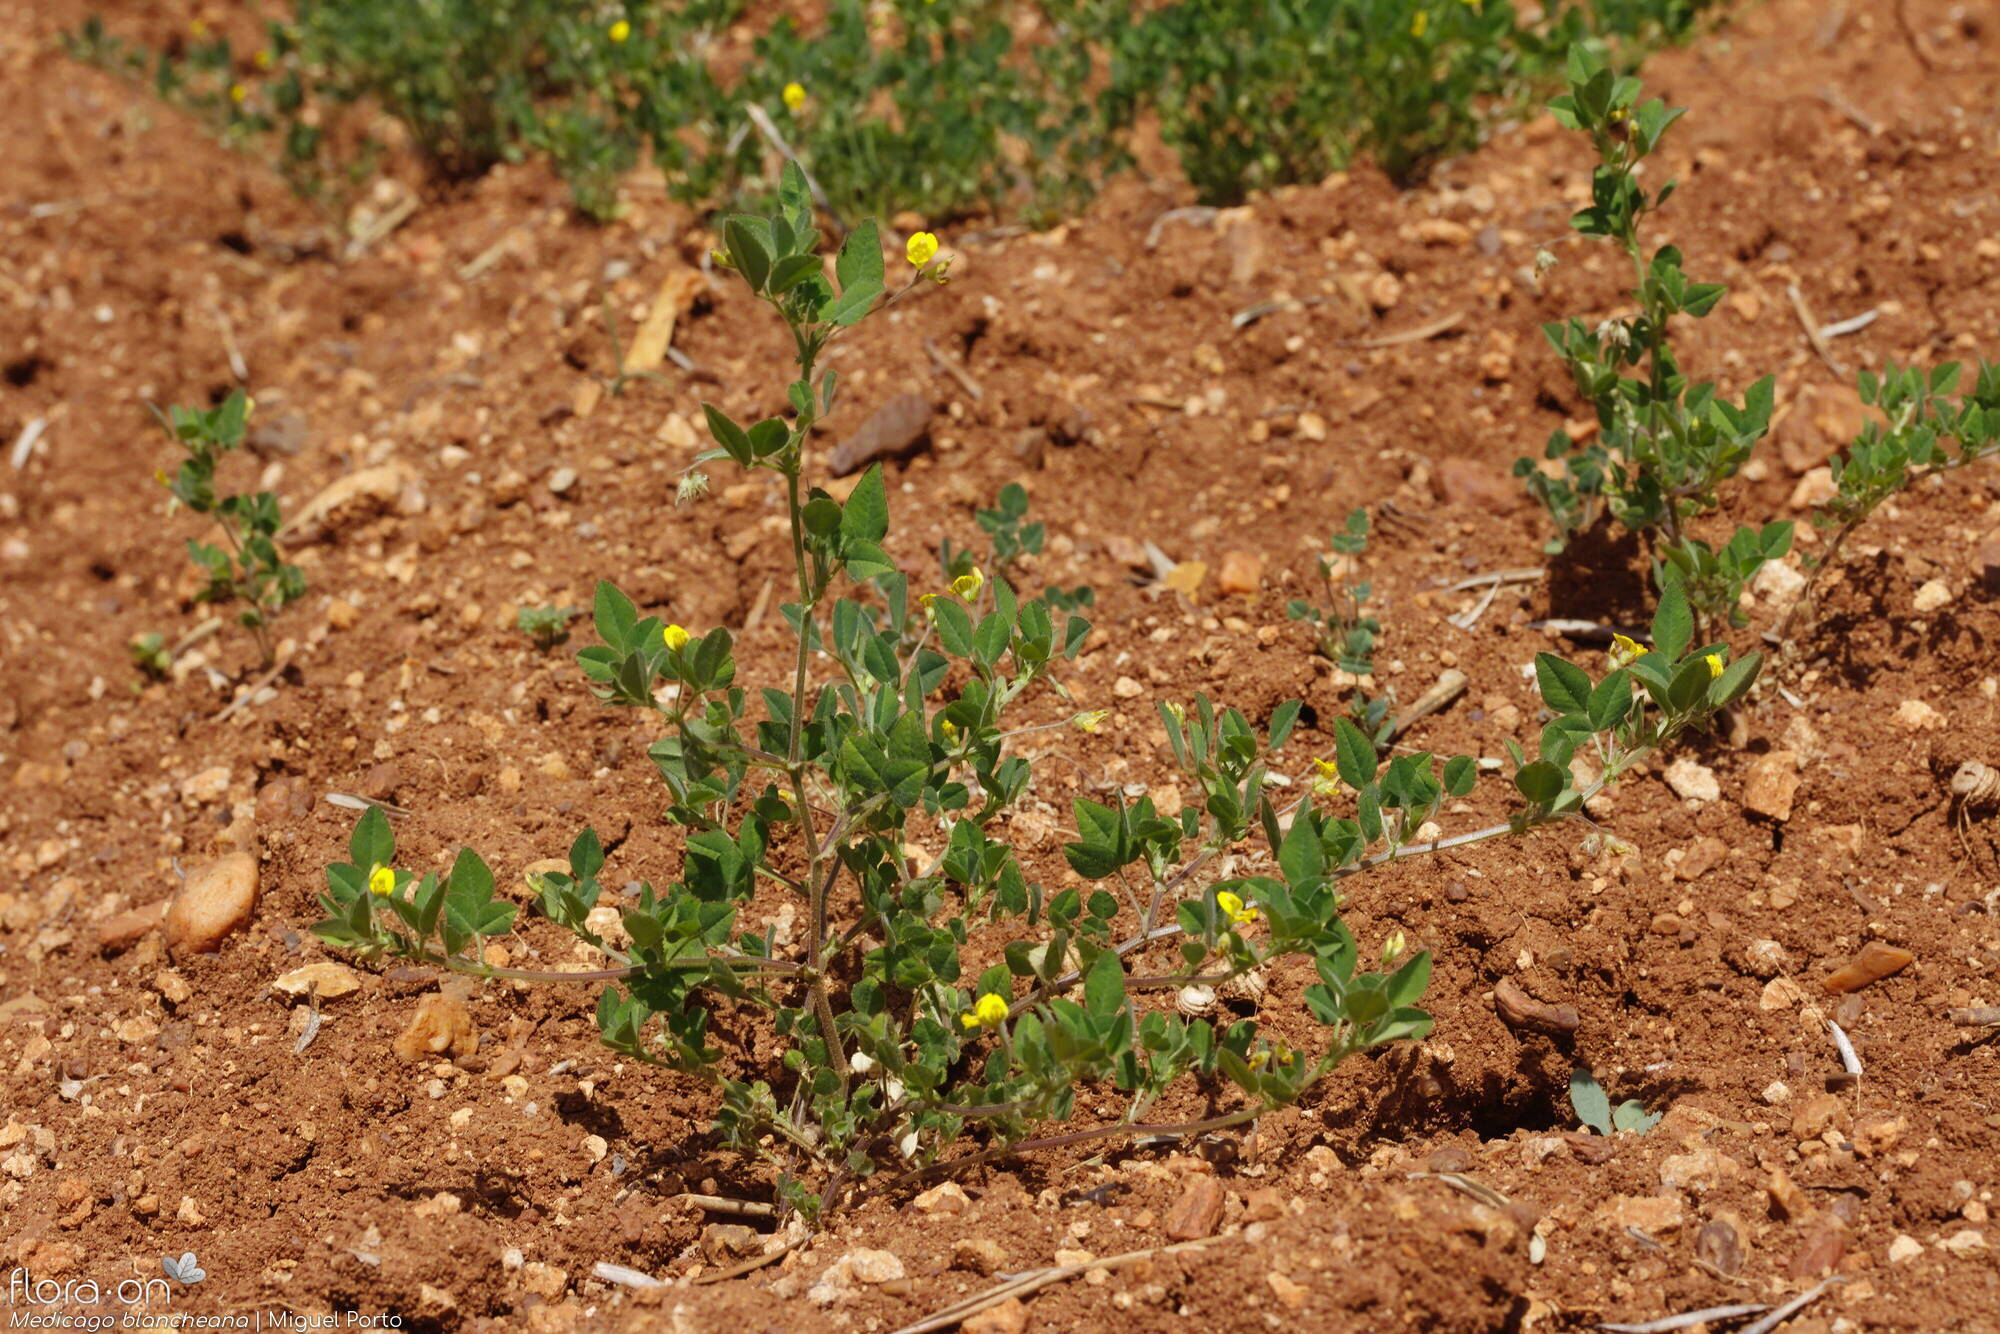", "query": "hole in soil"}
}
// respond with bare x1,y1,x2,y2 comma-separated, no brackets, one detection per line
89,561,116,582
4,354,48,387
216,230,252,255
